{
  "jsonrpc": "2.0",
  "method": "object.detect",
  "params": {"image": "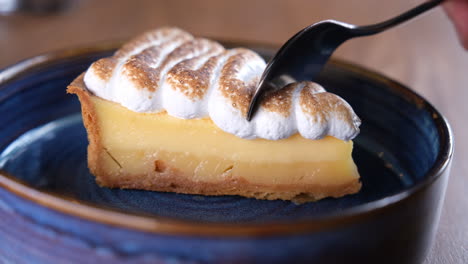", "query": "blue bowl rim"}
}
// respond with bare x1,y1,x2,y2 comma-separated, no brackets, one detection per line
0,42,454,237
